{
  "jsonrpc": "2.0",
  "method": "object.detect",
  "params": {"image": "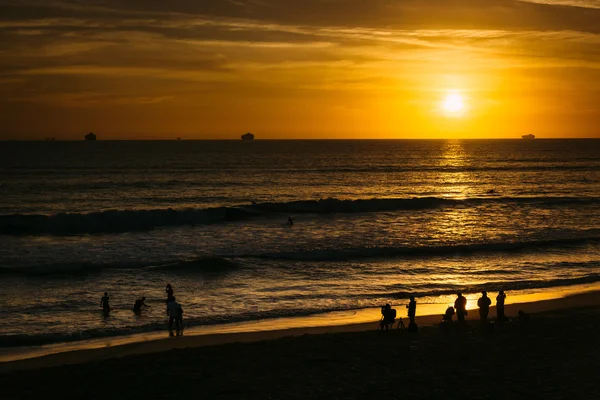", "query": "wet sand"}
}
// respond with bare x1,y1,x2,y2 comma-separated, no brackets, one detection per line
2,291,599,399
